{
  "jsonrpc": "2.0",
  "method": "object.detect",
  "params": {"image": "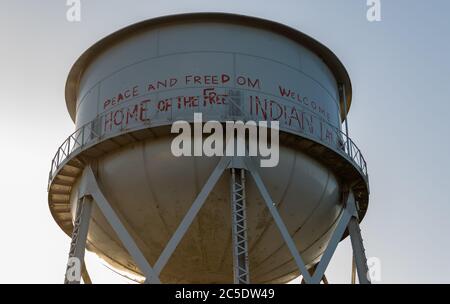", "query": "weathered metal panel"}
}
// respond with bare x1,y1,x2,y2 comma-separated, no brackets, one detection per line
74,22,342,154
